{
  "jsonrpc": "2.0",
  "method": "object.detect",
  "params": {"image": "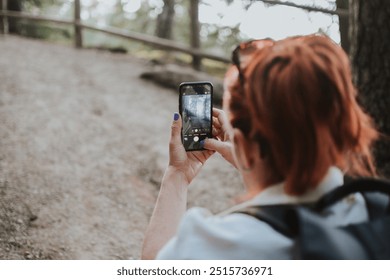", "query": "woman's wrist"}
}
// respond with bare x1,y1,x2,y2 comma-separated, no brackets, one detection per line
162,165,191,188
142,166,189,260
